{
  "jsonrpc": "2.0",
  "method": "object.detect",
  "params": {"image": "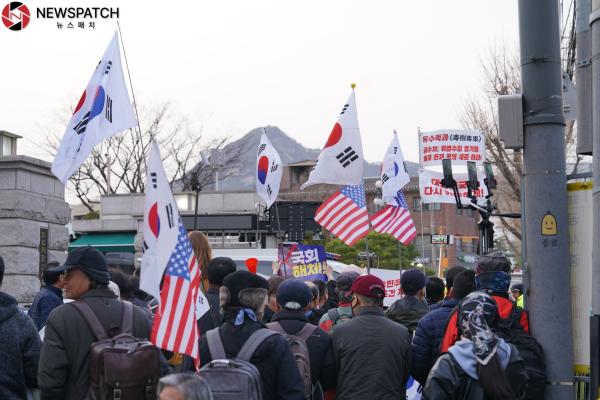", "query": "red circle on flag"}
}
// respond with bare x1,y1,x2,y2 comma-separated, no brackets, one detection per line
324,122,342,148
73,90,87,115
